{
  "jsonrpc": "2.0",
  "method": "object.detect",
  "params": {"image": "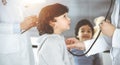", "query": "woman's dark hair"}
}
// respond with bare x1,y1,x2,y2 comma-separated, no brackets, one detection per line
37,3,69,35
75,19,94,39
